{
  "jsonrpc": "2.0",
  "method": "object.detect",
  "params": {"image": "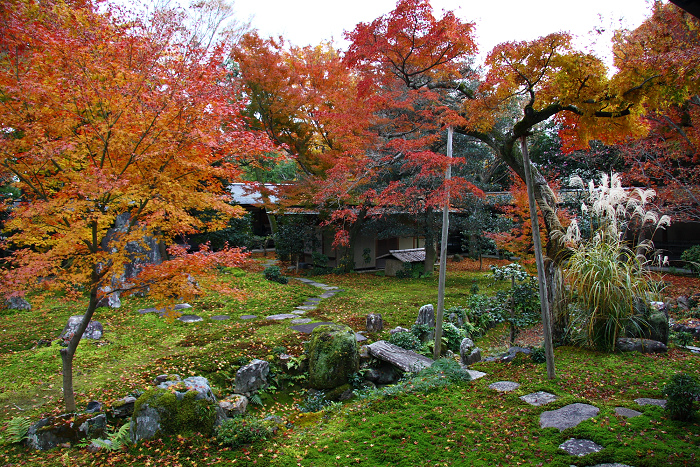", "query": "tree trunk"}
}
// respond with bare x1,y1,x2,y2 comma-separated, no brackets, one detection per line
510,276,516,344
60,283,99,412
